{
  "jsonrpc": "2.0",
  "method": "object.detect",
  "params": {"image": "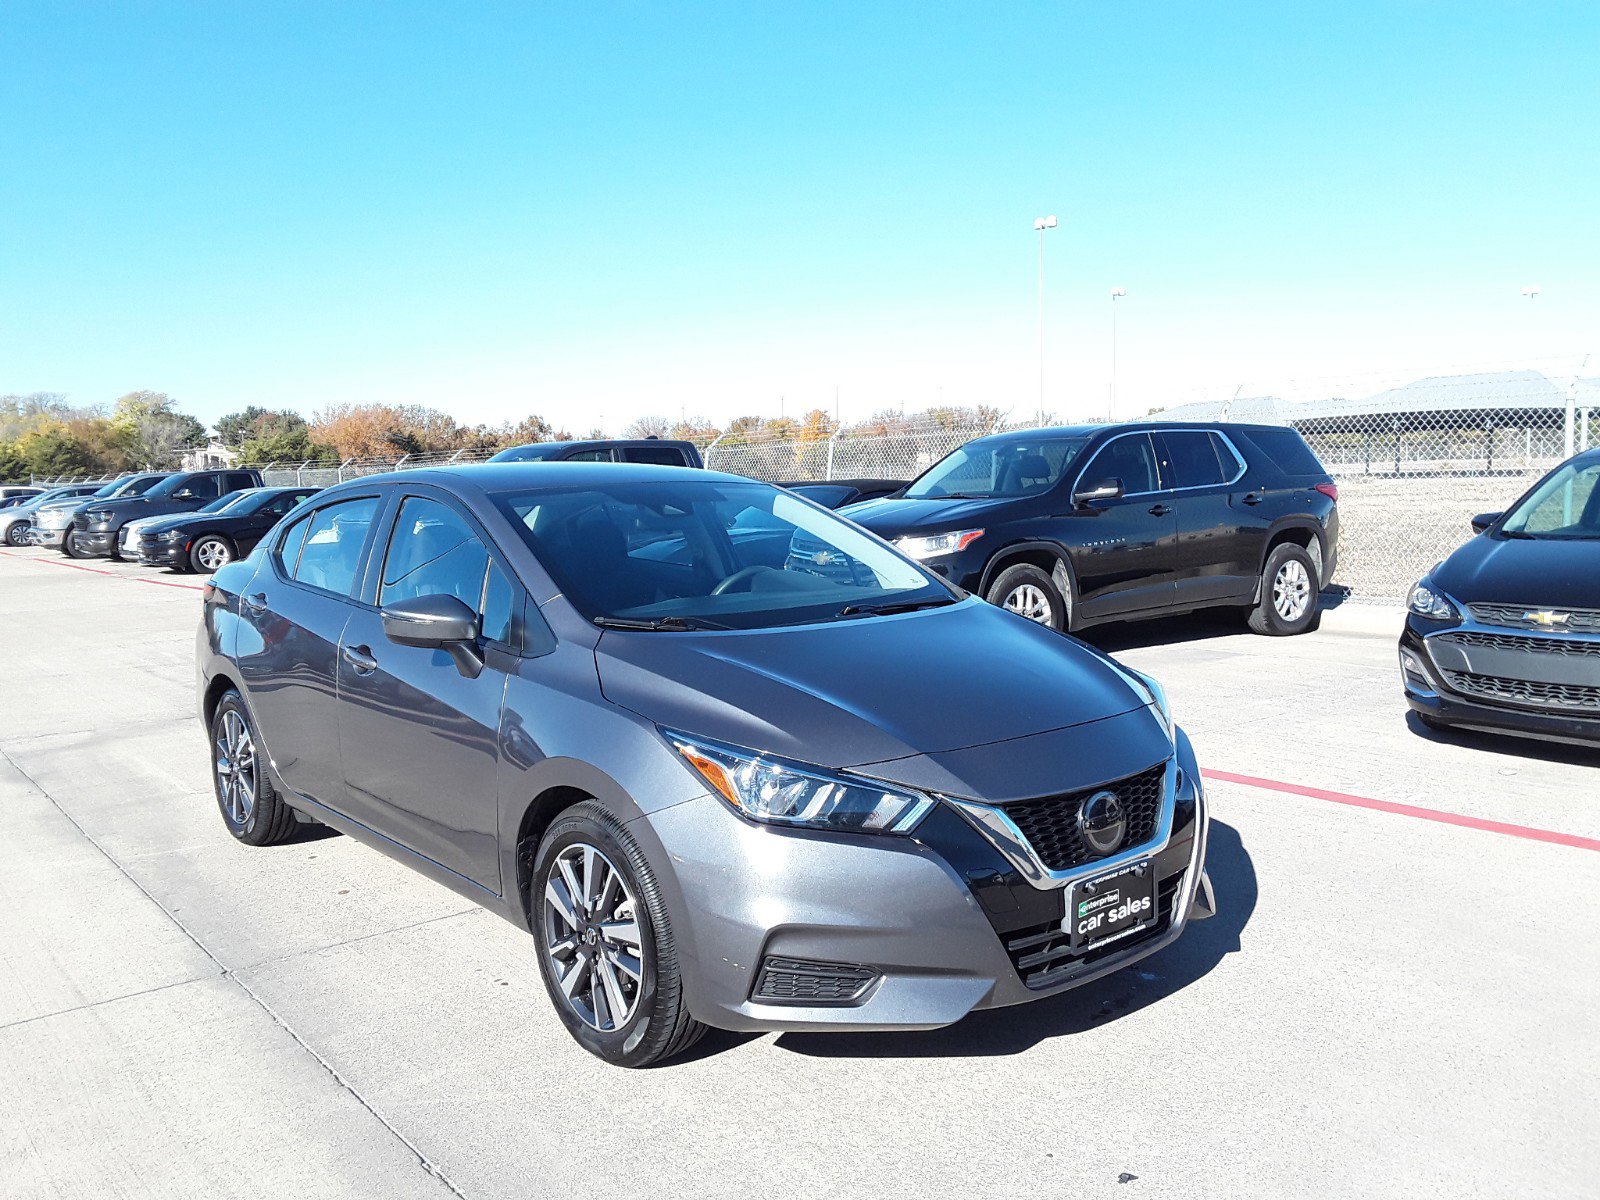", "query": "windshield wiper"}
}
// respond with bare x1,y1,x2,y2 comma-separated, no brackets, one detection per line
916,492,990,500
835,597,959,619
592,615,731,632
